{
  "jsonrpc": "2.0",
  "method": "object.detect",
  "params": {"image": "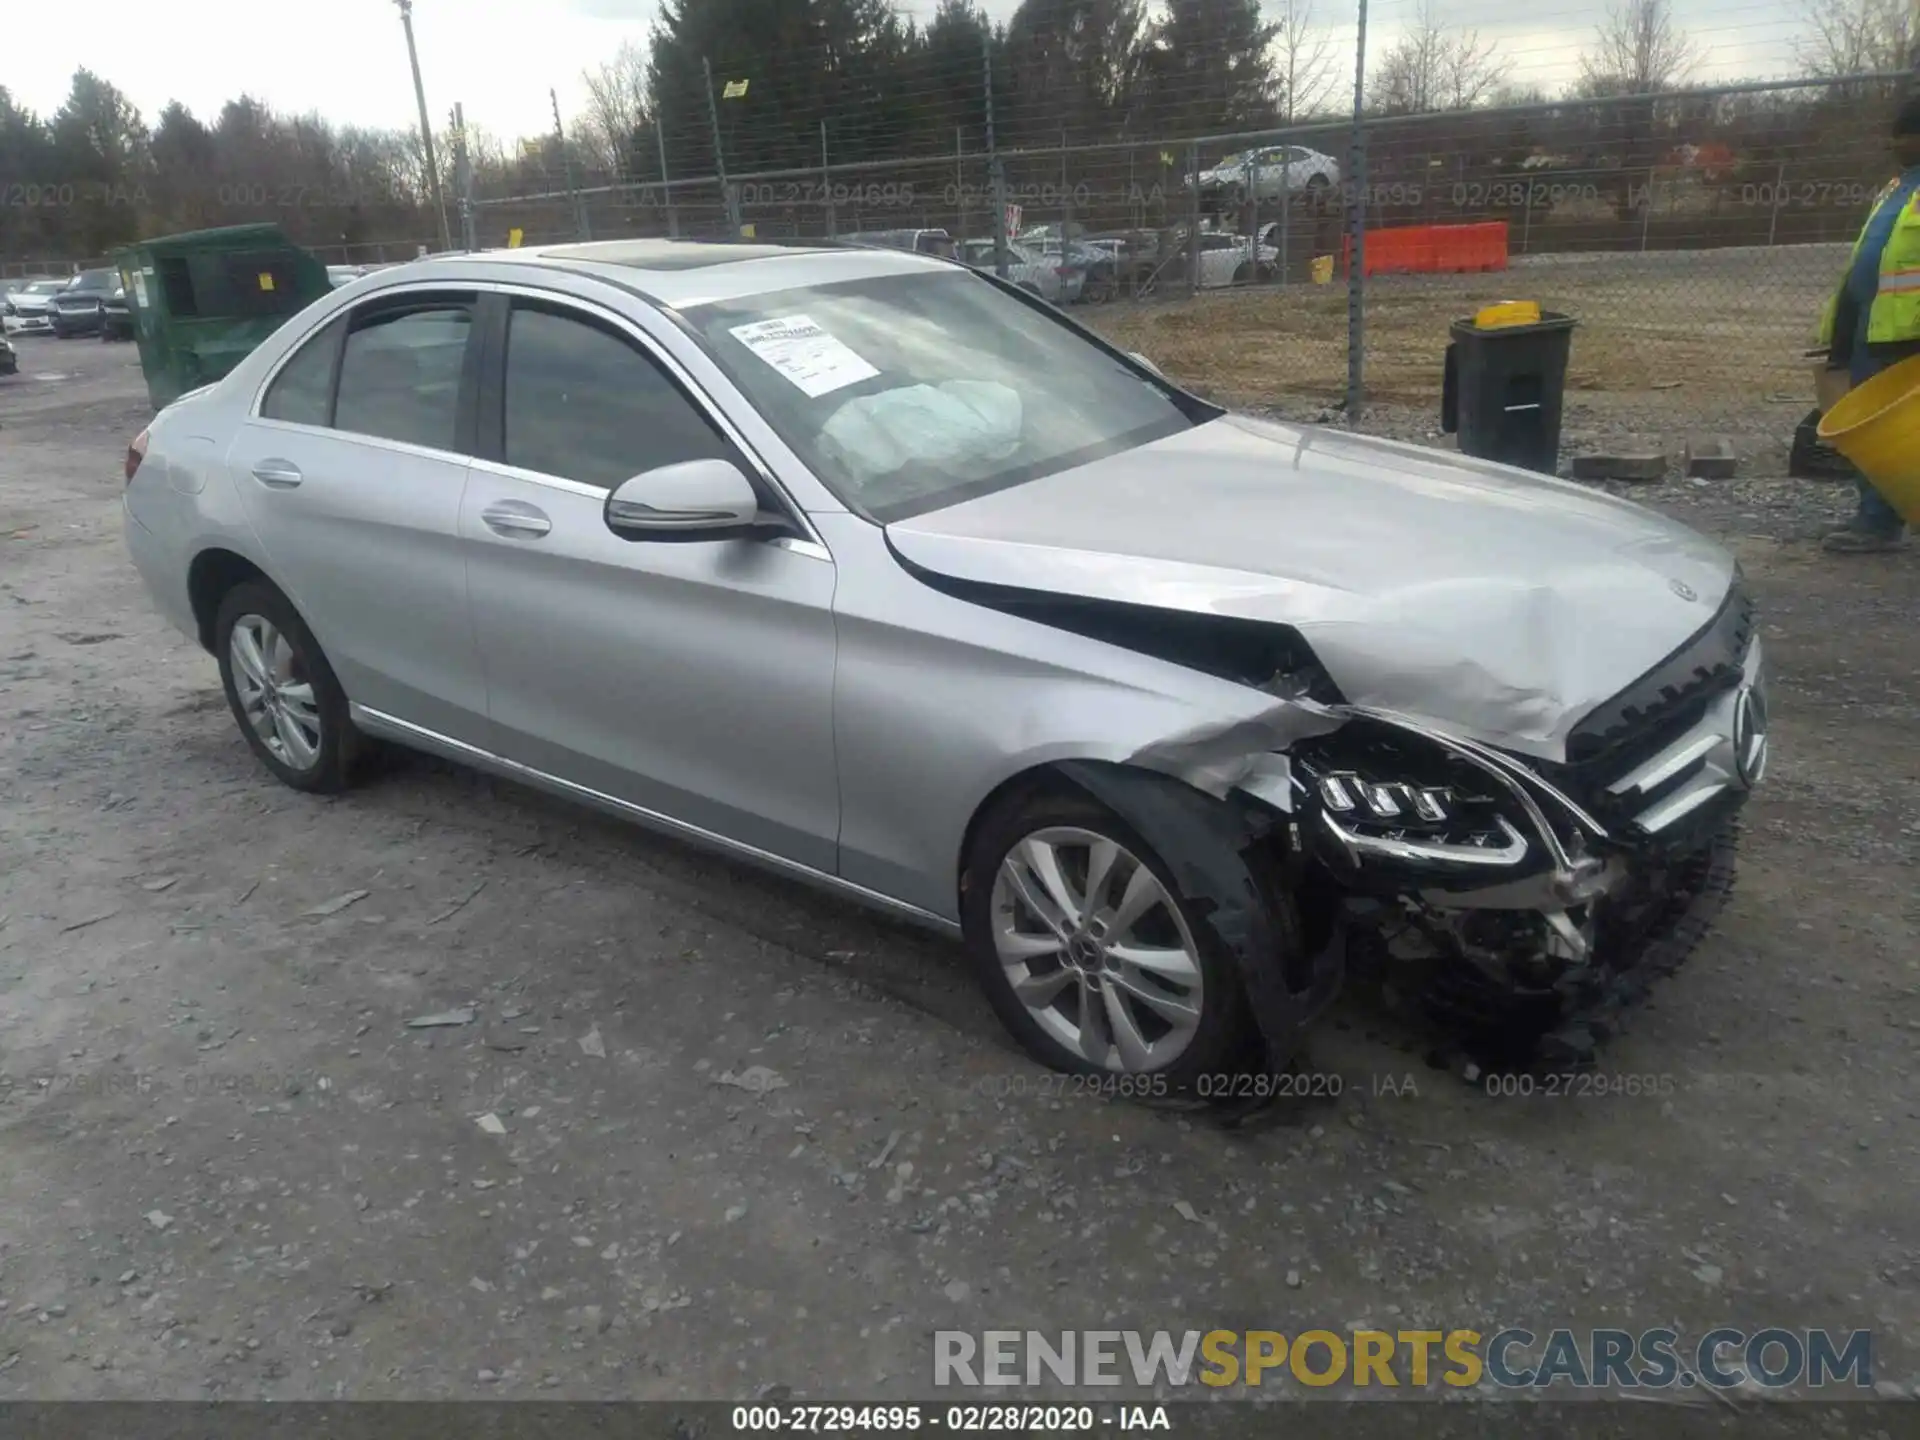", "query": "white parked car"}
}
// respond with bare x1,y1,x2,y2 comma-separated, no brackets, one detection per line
1189,145,1340,208
958,239,1083,304
1191,232,1281,290
3,277,69,334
